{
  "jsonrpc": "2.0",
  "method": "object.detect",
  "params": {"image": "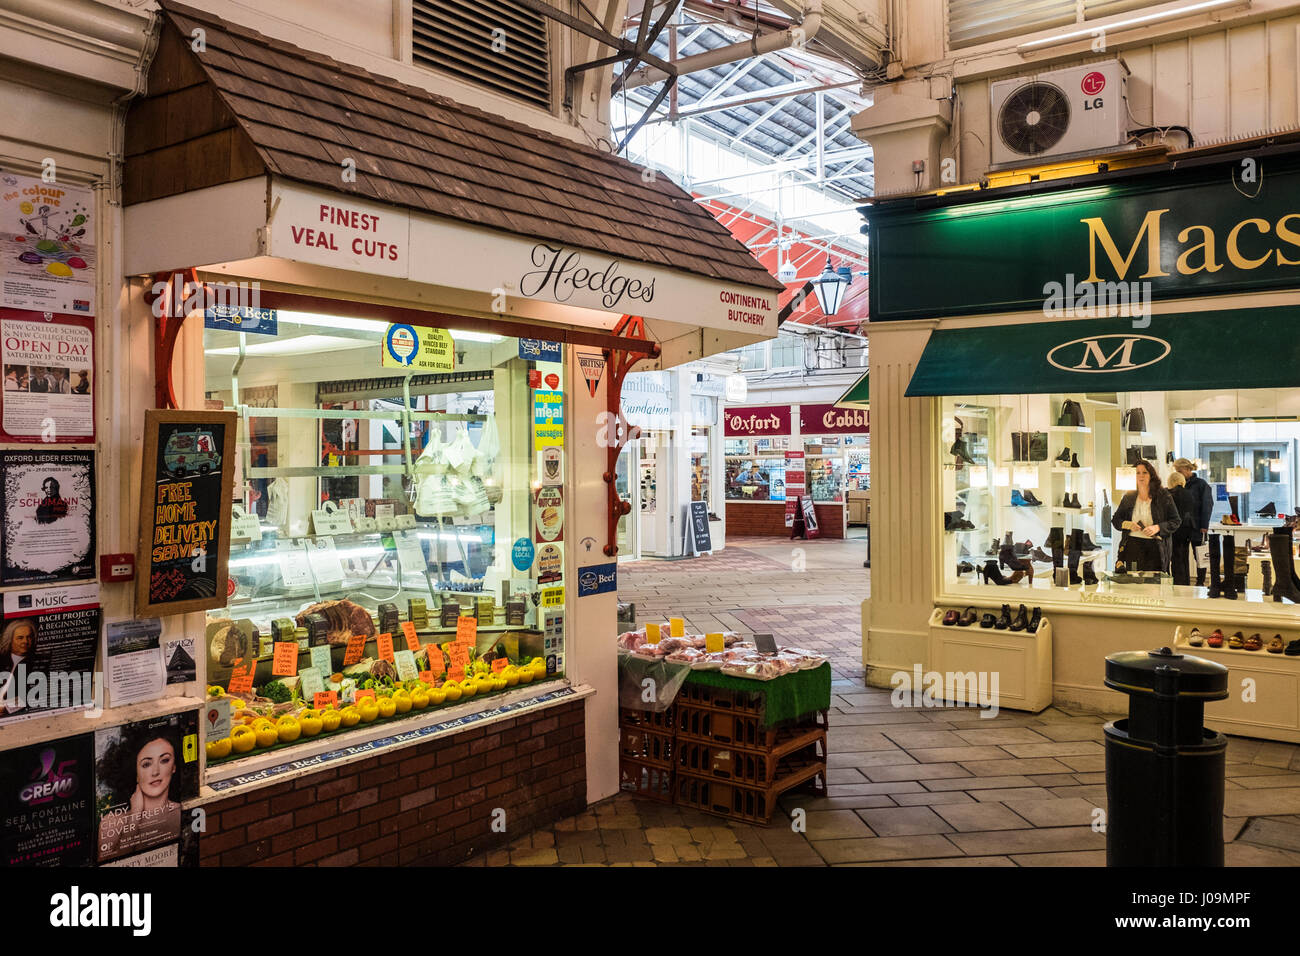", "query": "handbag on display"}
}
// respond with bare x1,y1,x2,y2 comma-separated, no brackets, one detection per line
1057,400,1085,427
1101,488,1112,528
1126,446,1157,465
1122,407,1148,433
1012,432,1026,461
1028,431,1048,462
